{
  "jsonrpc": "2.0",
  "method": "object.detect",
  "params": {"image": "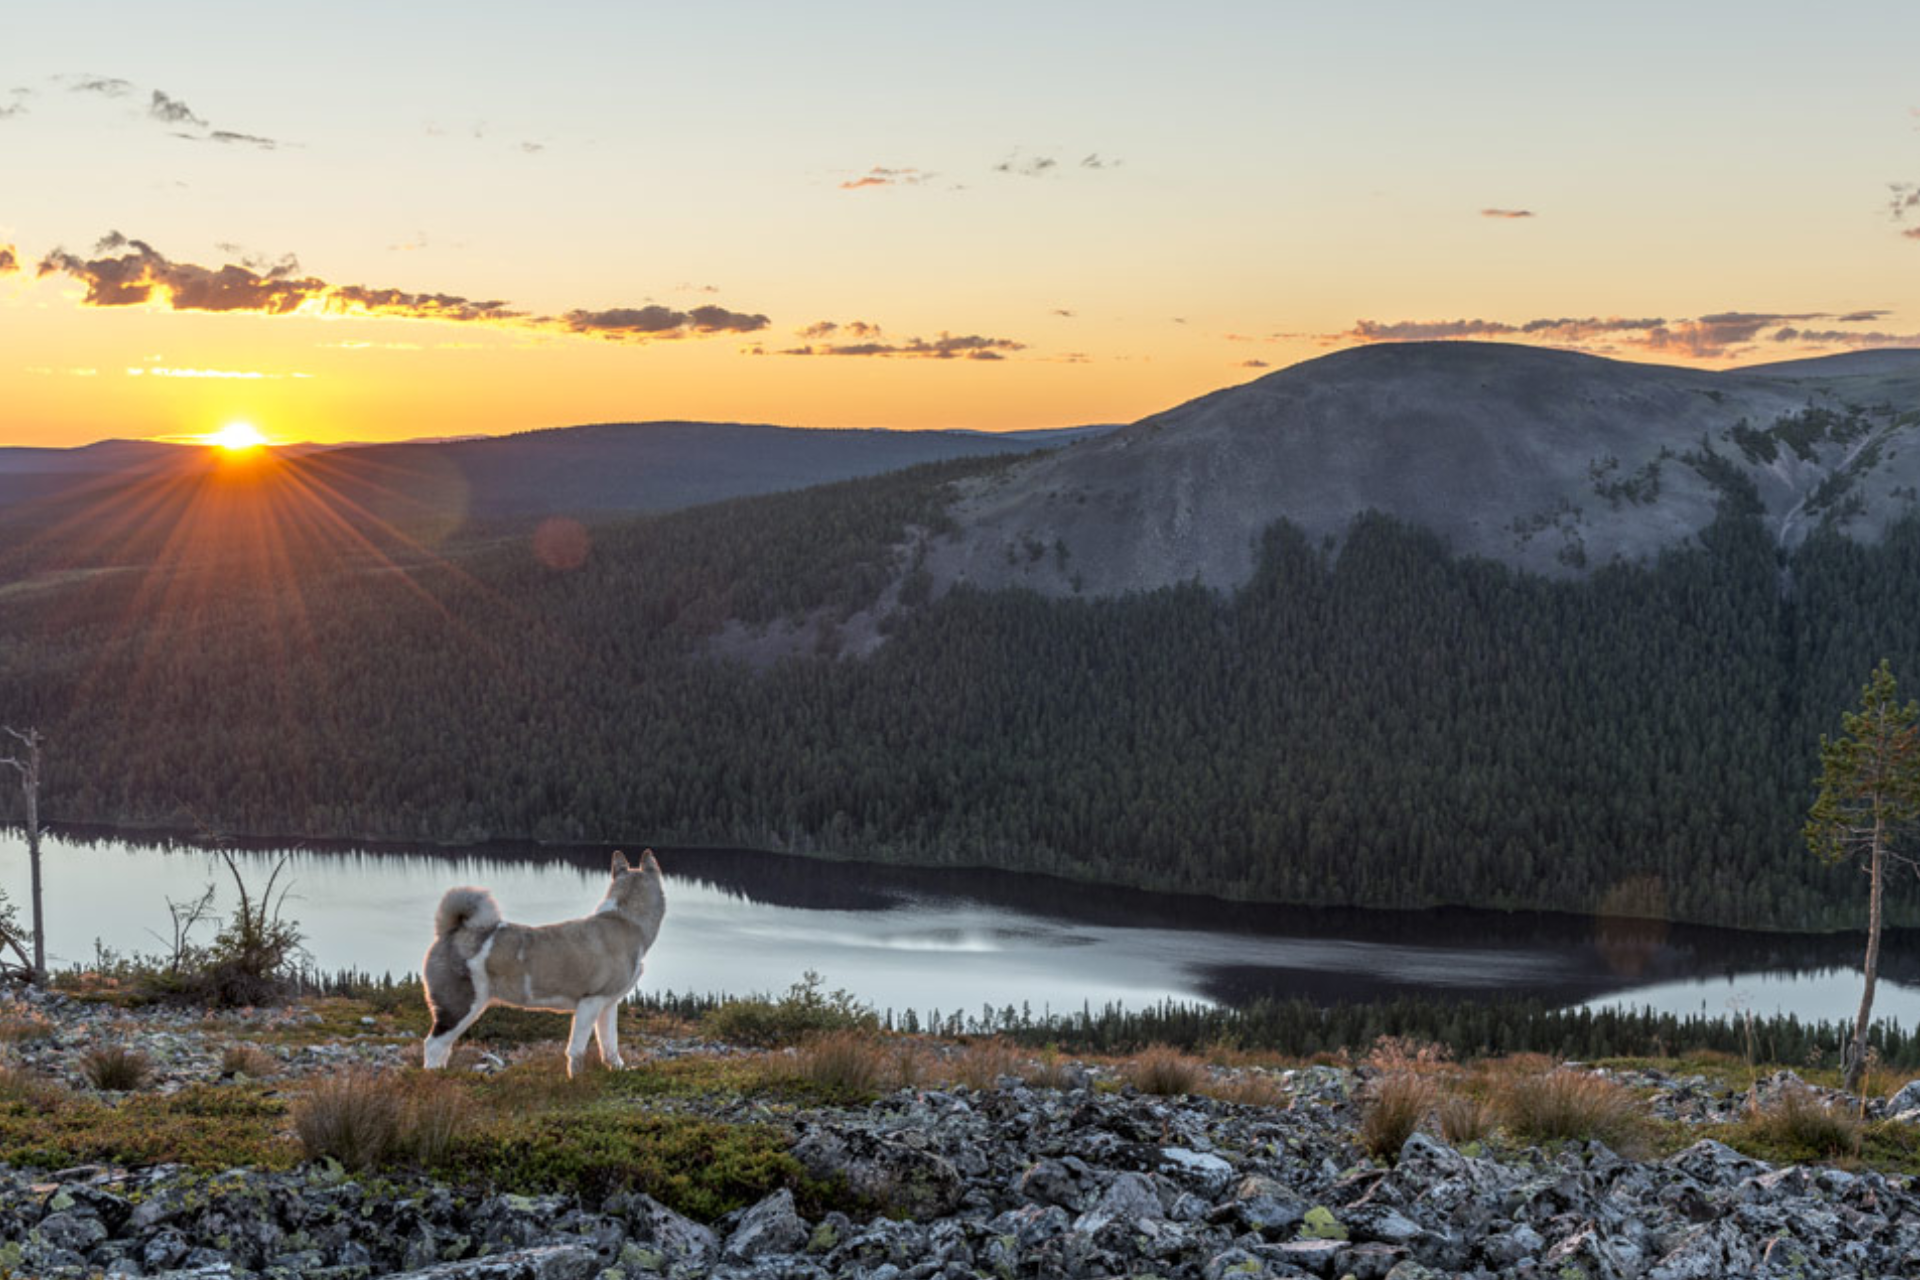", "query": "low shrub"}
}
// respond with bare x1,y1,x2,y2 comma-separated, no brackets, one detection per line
700,972,878,1047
